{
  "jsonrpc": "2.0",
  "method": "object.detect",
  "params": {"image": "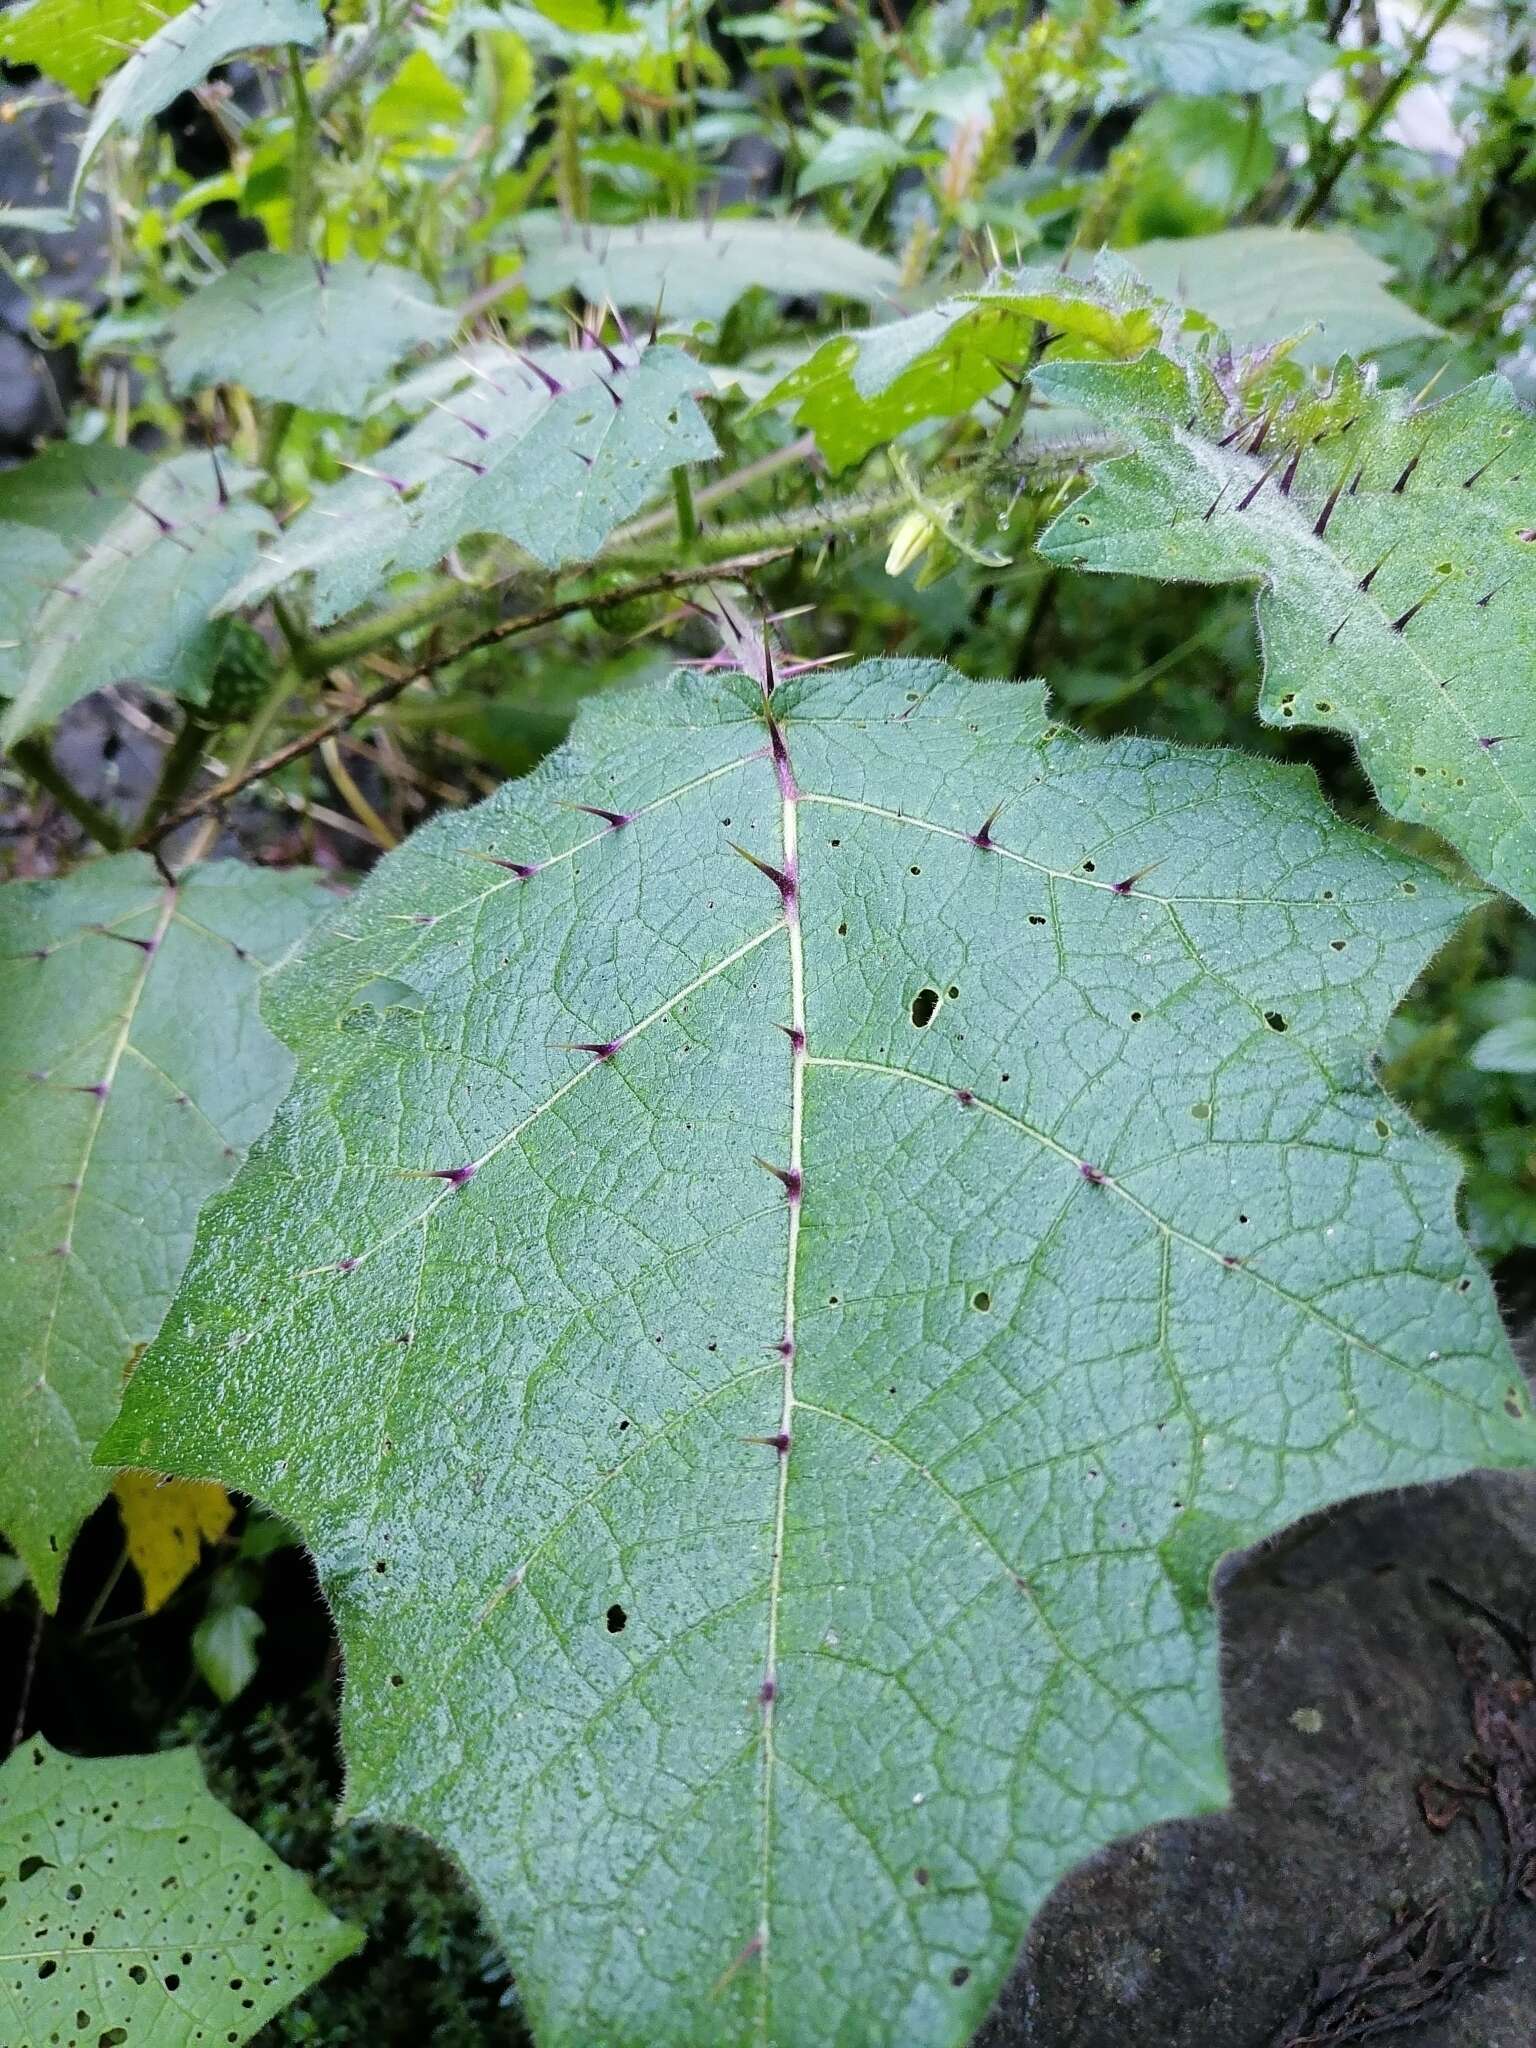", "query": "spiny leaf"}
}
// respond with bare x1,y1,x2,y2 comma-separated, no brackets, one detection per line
0,1738,359,2042
0,442,152,543
1113,227,1442,366
1036,354,1536,914
163,252,459,416
0,0,196,96
763,264,1163,472
0,856,334,1608
113,1470,233,1613
72,0,325,208
223,340,716,626
0,450,272,747
514,212,902,322
103,661,1530,2047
